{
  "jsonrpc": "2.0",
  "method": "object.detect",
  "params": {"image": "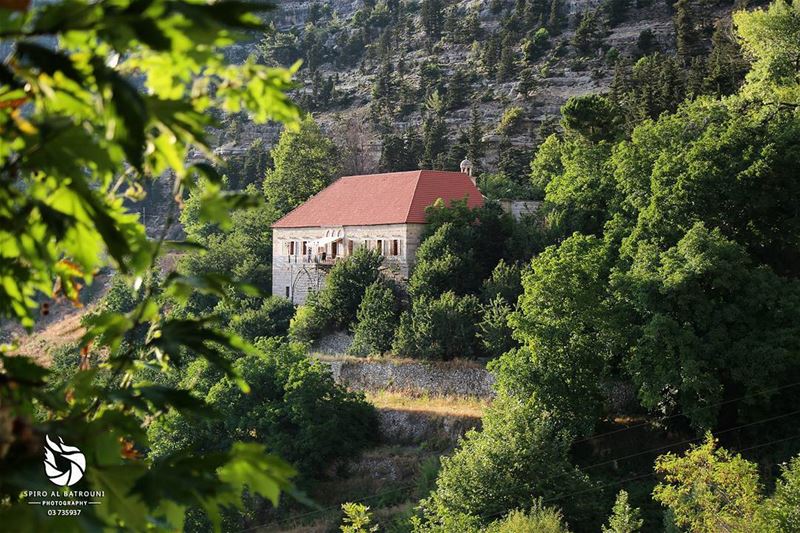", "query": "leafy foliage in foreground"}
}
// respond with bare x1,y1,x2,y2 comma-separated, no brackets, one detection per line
0,0,304,530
